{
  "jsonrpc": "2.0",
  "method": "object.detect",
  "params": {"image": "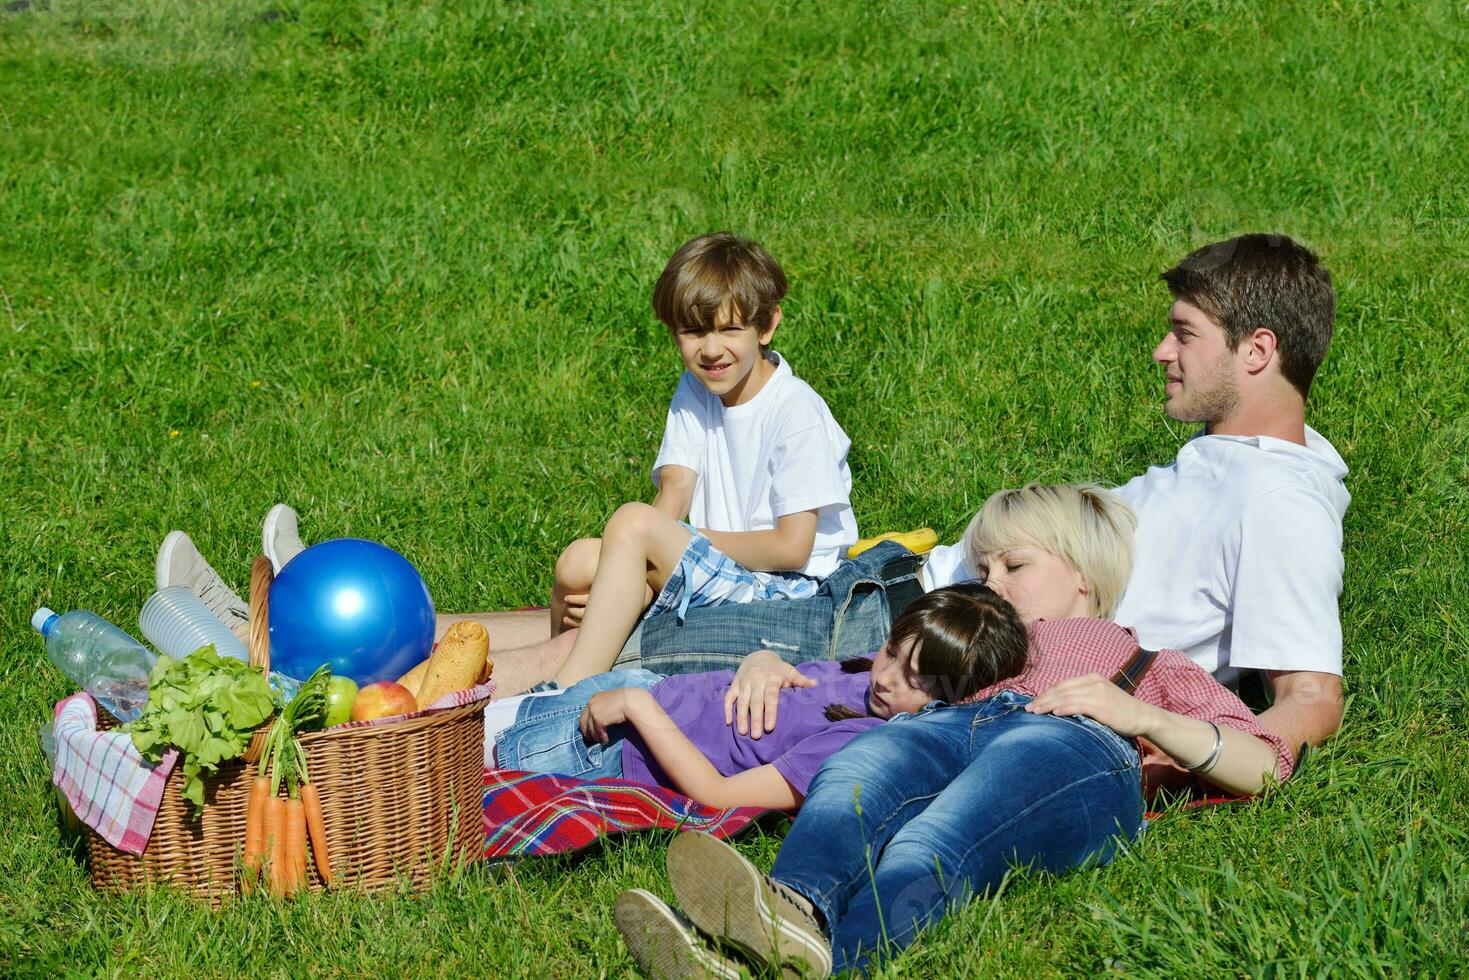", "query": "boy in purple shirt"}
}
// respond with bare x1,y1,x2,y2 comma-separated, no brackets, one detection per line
492,583,1028,811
